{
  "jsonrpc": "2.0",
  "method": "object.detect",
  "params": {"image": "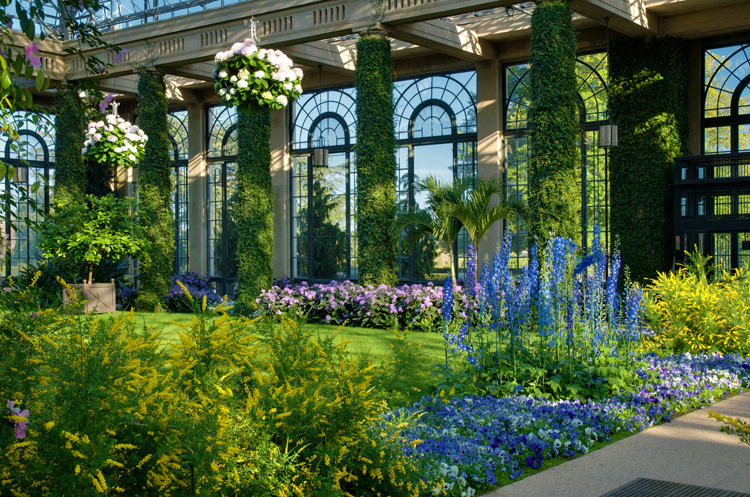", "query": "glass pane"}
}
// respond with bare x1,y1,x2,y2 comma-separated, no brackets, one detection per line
739,233,750,269
713,233,732,273
311,153,347,280
704,126,731,154
506,136,529,271
225,162,238,279
413,143,454,281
